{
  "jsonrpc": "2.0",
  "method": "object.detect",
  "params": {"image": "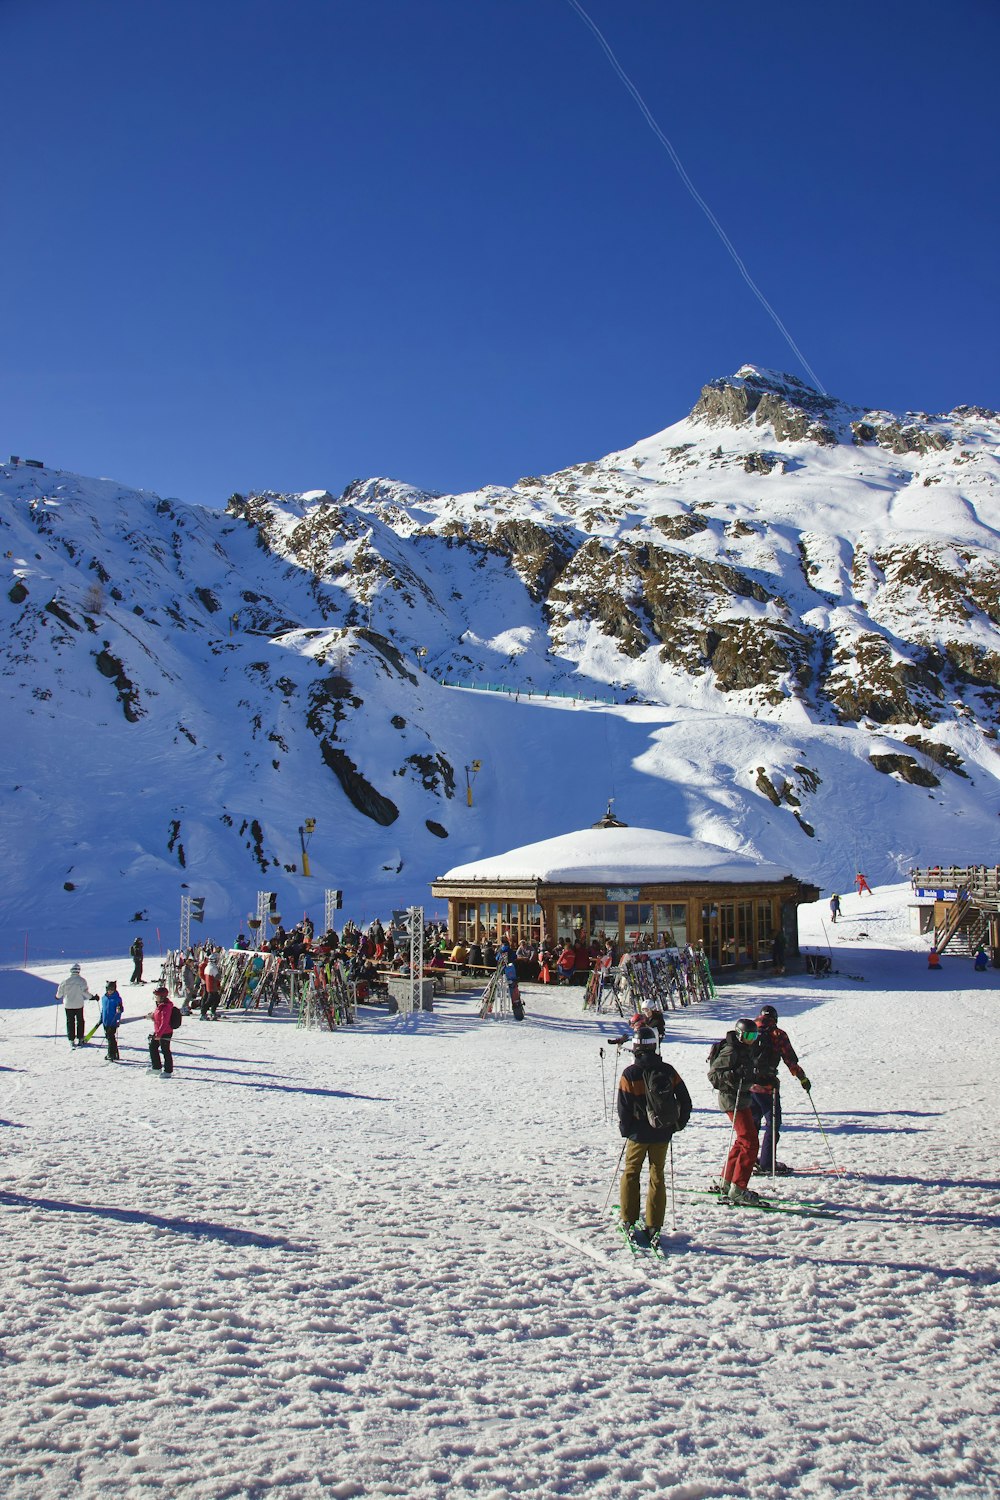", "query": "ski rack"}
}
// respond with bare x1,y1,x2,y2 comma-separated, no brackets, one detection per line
582,965,617,1013
296,962,356,1030
478,958,513,1019
161,950,185,999
588,946,715,1015
216,950,356,1026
